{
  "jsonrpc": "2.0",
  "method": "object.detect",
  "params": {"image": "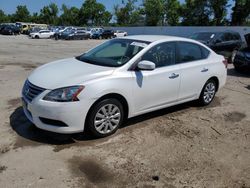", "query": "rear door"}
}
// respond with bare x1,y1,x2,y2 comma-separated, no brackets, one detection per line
177,42,211,101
